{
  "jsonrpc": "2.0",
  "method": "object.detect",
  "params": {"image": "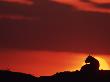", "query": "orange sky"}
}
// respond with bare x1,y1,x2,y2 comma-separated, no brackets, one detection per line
0,0,110,76
0,50,110,76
